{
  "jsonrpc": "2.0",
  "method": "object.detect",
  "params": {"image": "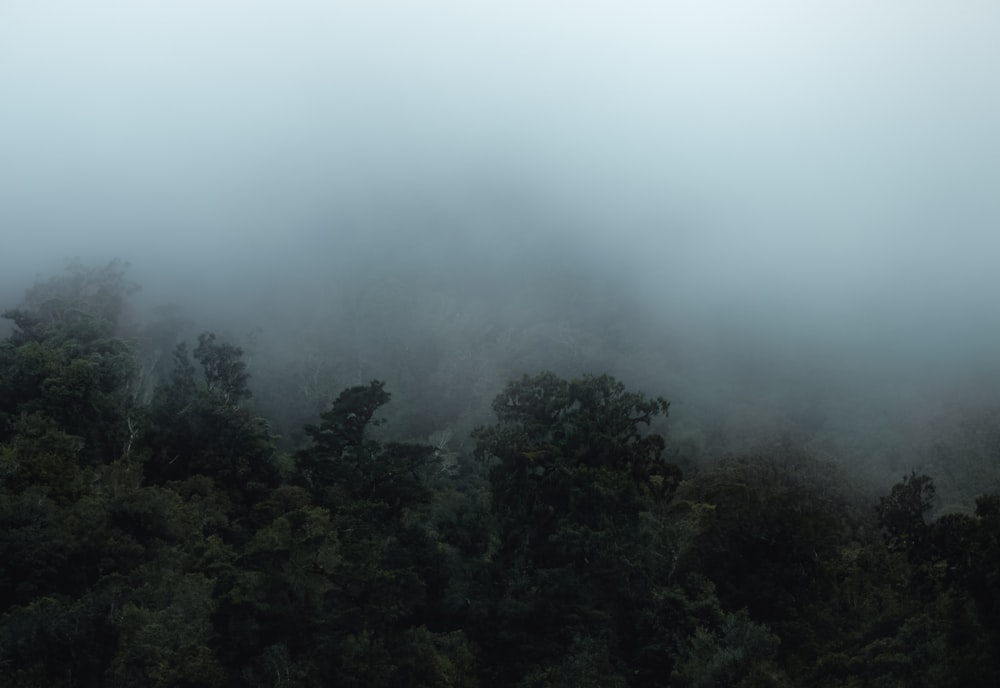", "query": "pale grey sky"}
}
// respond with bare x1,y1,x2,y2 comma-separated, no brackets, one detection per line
2,0,999,360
